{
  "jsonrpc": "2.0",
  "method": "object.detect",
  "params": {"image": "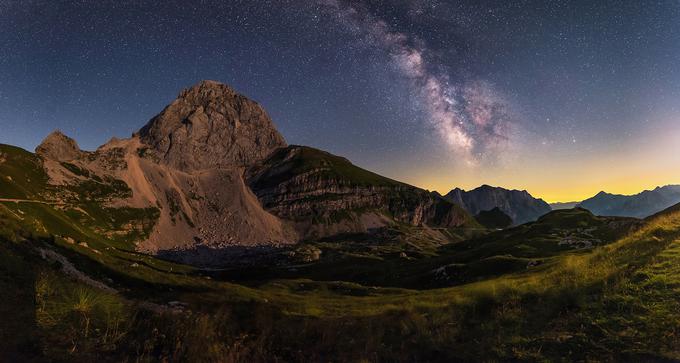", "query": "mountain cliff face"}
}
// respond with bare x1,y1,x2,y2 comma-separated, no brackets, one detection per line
444,185,551,225
138,80,287,171
247,146,476,238
27,80,476,264
578,186,680,218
